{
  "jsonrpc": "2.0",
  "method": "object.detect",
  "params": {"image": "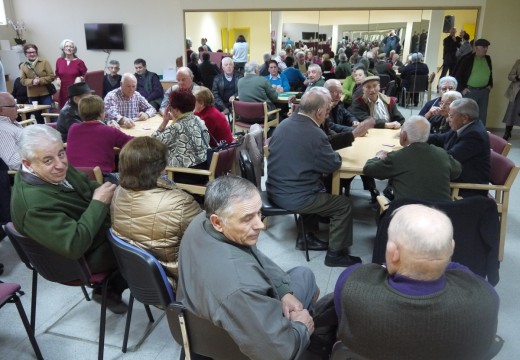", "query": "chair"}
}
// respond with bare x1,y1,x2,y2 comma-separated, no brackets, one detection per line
107,229,175,353
166,302,249,360
450,150,520,261
4,223,113,360
401,73,429,107
488,131,512,157
76,166,104,184
239,149,310,261
384,80,397,97
378,74,391,92
84,70,105,96
0,282,44,360
165,147,236,196
232,100,281,141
